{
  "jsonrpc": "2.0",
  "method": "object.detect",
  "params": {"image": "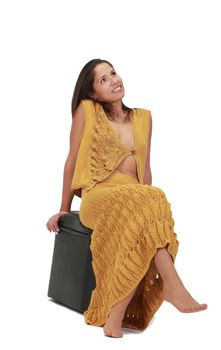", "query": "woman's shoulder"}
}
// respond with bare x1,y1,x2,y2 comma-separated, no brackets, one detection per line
80,98,95,108
79,98,96,116
133,107,152,117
